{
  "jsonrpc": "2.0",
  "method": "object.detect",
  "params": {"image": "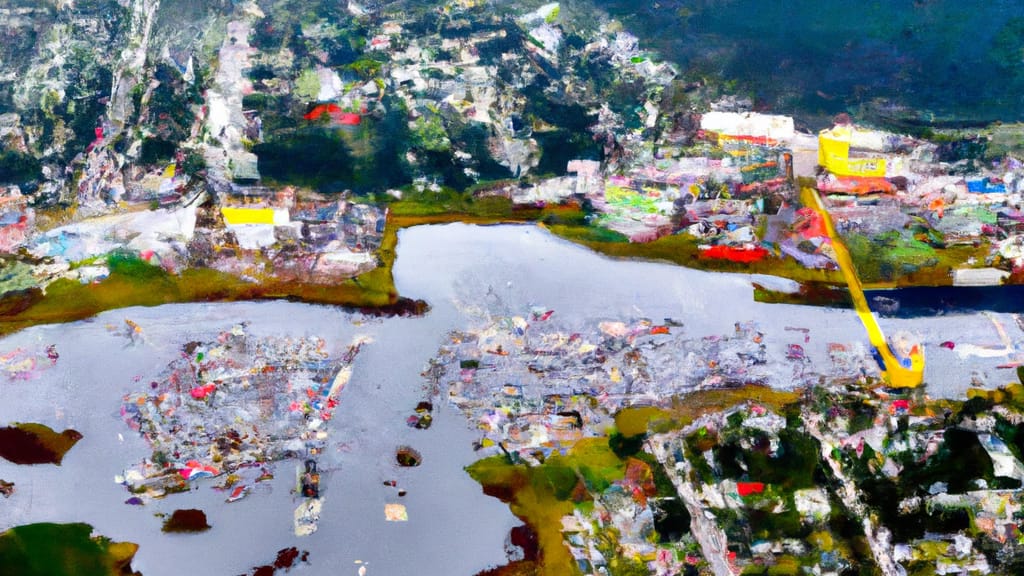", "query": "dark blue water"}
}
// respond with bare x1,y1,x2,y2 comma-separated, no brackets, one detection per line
865,285,1024,318
594,0,1024,127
